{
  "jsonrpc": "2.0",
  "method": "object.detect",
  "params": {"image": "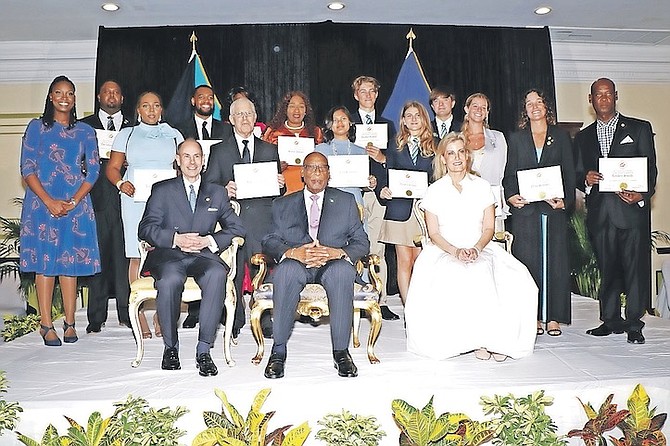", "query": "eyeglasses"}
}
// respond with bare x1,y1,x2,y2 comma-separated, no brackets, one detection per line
232,111,255,119
303,164,329,173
